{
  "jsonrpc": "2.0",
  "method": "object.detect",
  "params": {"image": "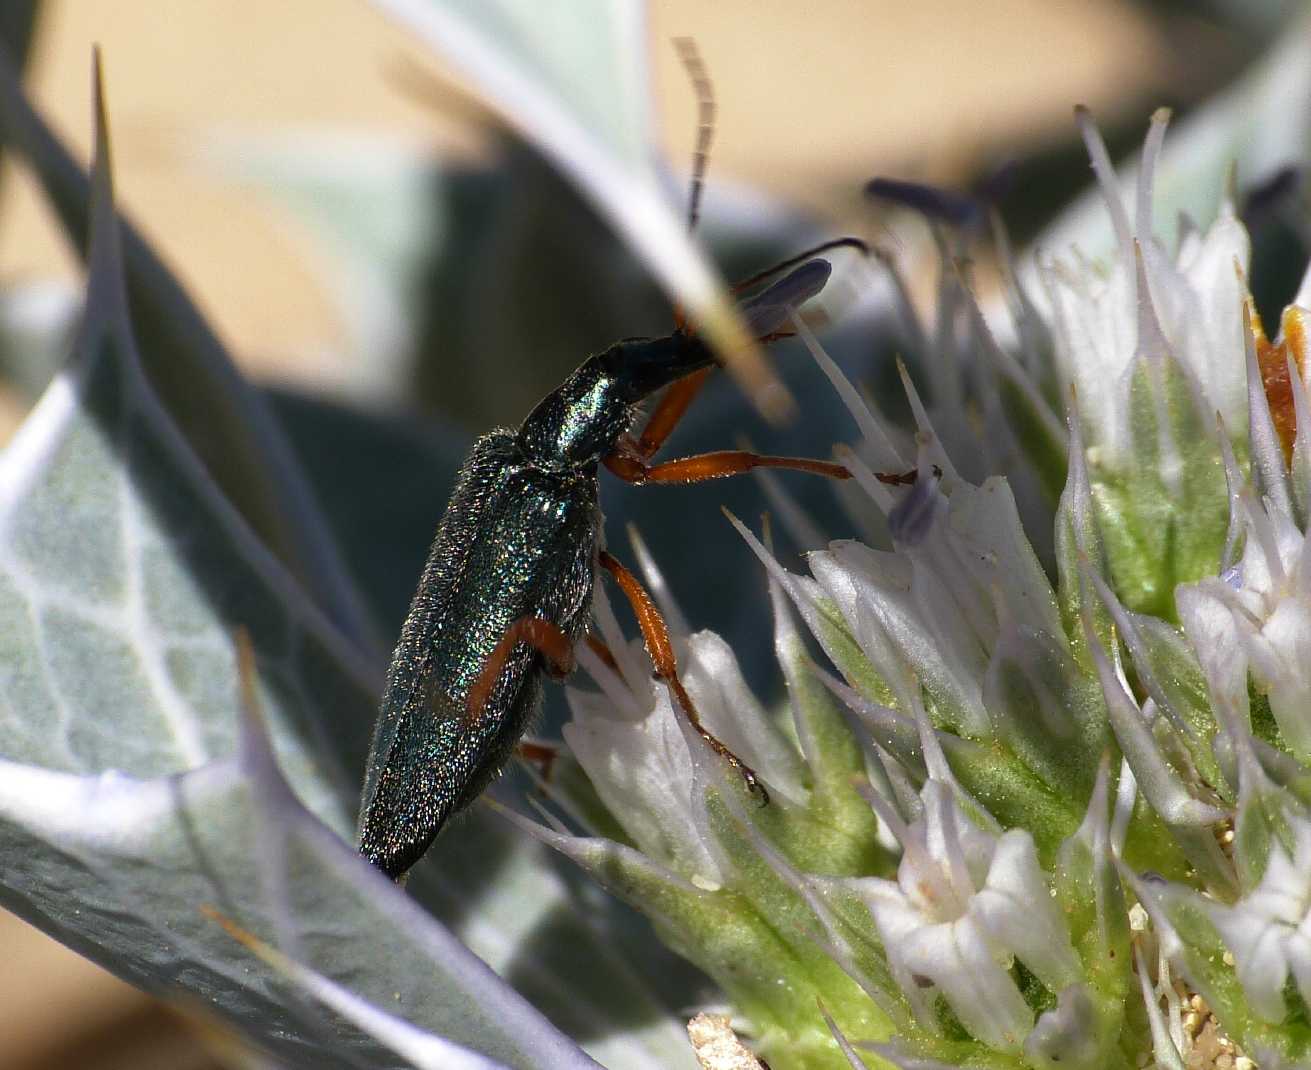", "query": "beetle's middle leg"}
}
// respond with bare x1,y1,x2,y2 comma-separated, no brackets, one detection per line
465,617,576,722
597,550,769,804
